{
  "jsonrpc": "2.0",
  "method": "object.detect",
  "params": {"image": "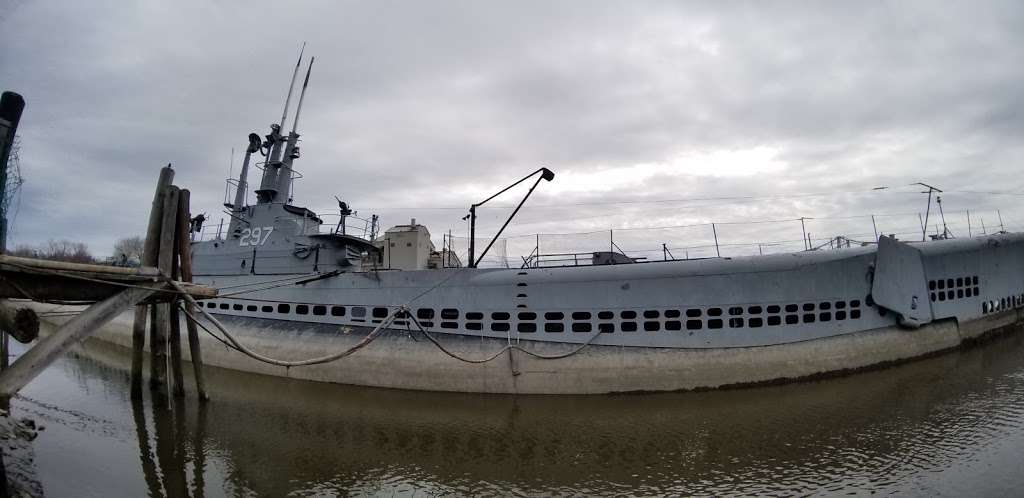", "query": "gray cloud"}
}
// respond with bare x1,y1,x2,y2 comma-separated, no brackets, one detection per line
2,0,1023,263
